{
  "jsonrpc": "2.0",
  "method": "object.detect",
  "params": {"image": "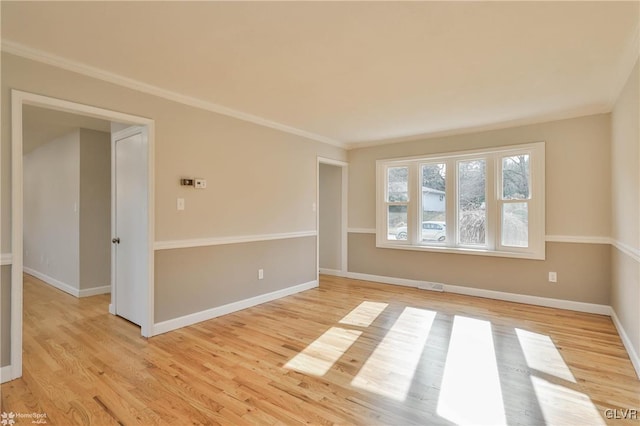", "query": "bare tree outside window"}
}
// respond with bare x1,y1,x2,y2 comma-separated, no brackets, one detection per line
458,159,486,245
